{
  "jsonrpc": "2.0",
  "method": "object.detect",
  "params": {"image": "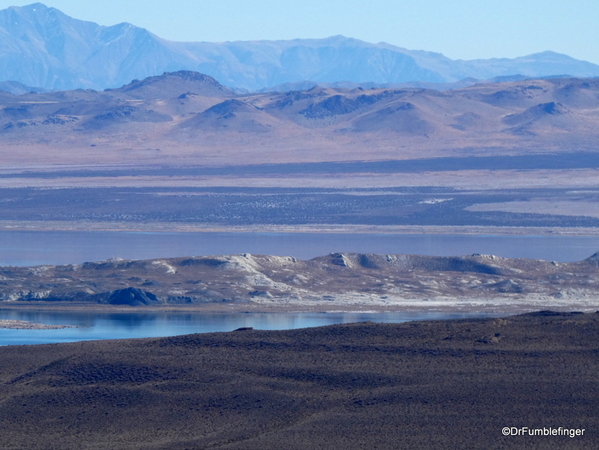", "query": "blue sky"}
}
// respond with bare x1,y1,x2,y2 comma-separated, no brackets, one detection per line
1,0,598,63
